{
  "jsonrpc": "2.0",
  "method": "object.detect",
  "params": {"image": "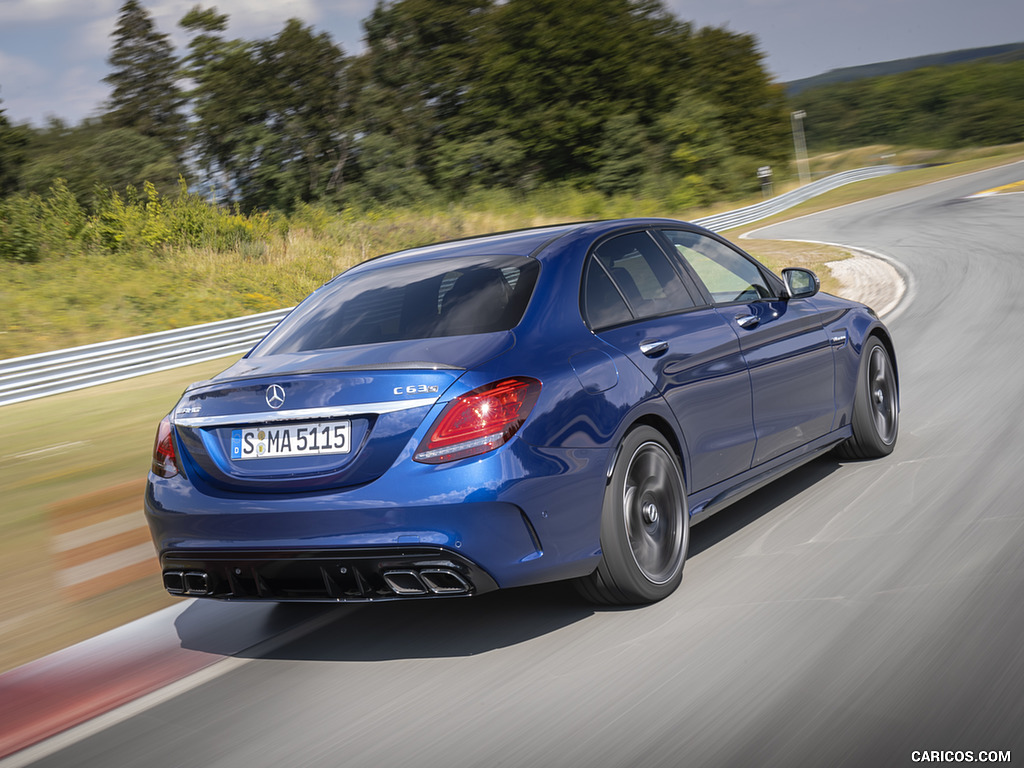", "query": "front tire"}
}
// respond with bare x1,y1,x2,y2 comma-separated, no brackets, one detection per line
836,336,899,459
576,427,689,605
